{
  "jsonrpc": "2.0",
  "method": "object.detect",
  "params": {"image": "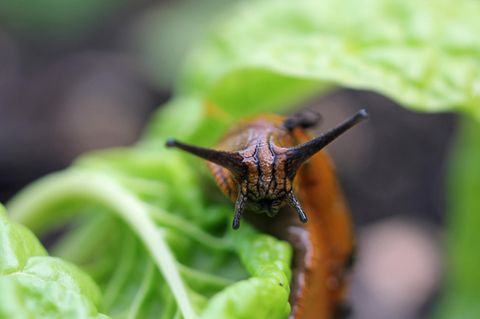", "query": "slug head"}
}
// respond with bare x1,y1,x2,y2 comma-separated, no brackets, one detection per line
166,109,368,229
